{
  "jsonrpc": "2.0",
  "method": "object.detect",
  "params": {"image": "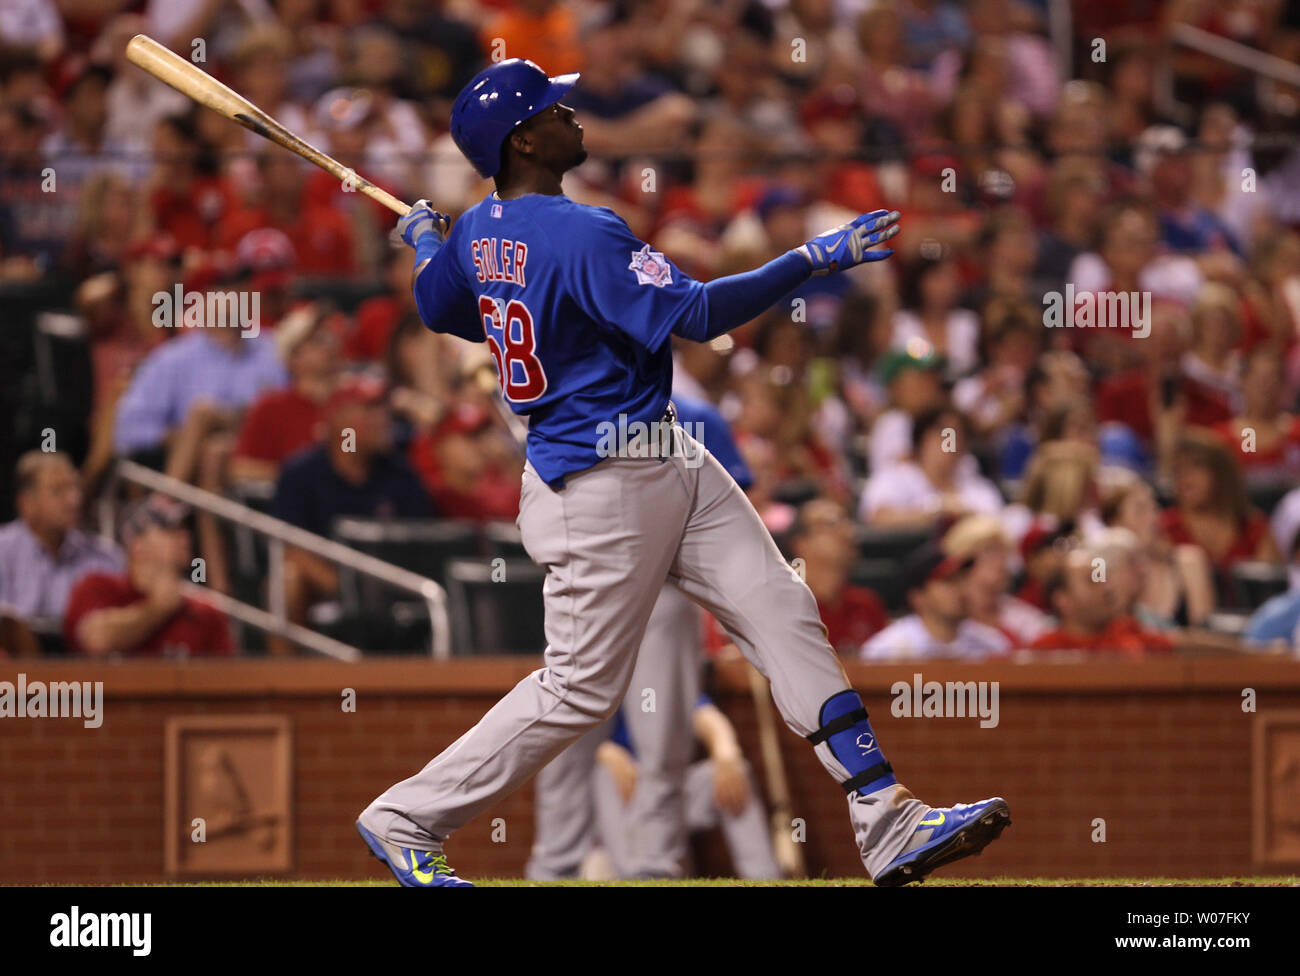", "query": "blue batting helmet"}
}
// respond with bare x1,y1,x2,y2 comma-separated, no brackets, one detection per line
449,58,580,179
